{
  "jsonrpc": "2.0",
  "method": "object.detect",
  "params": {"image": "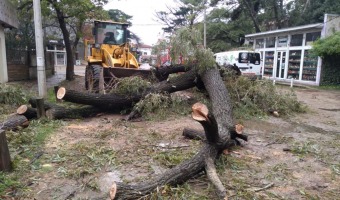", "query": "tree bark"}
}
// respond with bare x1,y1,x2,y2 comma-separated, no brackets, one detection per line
153,64,190,81
201,68,234,143
45,105,102,120
29,98,55,110
58,69,199,109
182,128,205,140
0,115,29,131
0,130,11,172
53,2,74,81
